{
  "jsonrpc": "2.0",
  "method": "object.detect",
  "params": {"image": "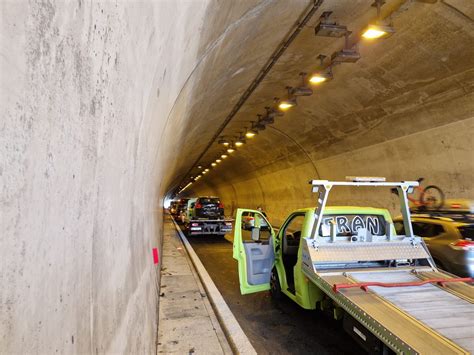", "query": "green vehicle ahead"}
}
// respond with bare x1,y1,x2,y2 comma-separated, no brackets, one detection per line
233,178,474,354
